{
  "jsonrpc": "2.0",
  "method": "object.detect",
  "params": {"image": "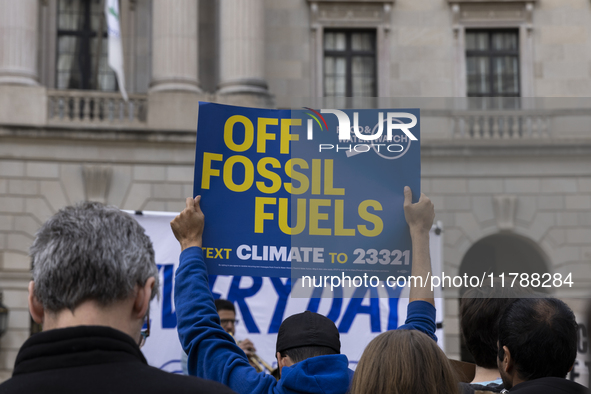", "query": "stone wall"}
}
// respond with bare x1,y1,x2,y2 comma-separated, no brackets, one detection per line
265,0,591,99
422,143,591,360
534,0,591,96
0,130,195,377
